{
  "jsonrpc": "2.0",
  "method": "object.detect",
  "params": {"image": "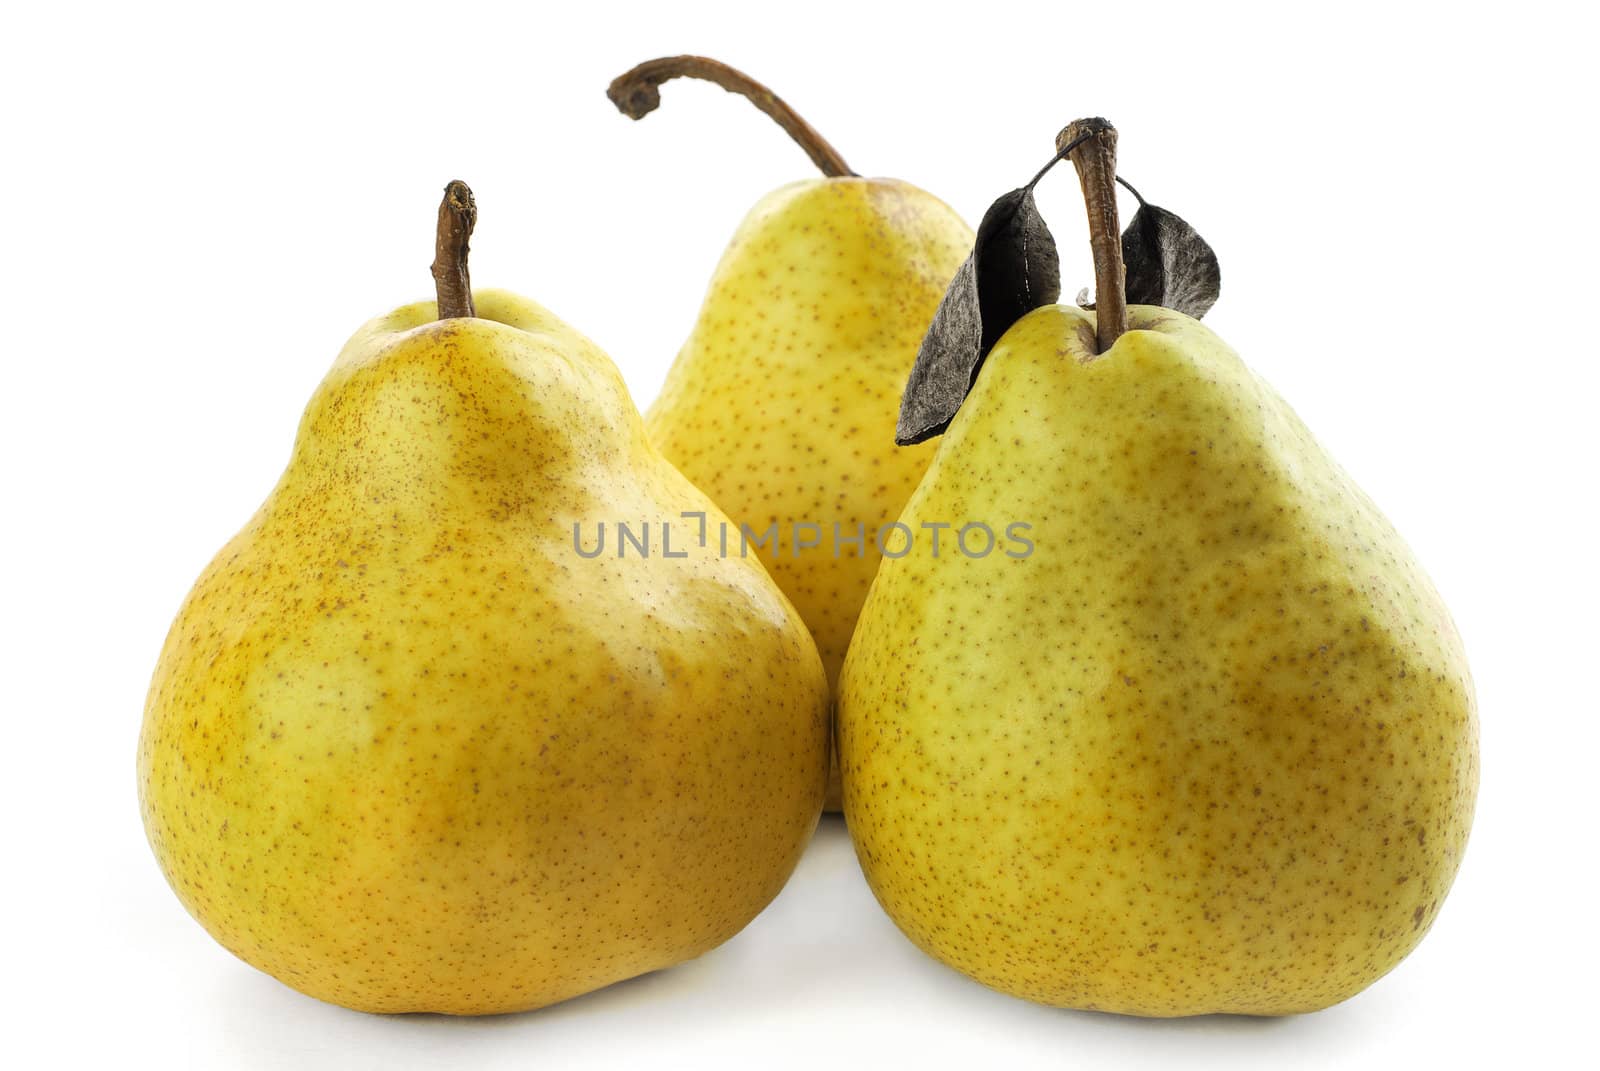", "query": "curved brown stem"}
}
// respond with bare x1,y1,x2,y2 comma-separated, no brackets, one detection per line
607,55,855,178
1058,119,1126,352
431,180,476,320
